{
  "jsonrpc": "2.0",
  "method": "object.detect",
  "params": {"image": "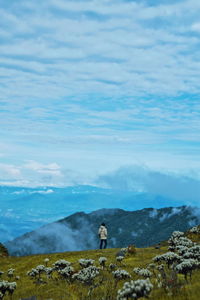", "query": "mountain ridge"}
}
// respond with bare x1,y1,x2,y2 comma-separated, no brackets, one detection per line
6,205,200,256
0,184,187,243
